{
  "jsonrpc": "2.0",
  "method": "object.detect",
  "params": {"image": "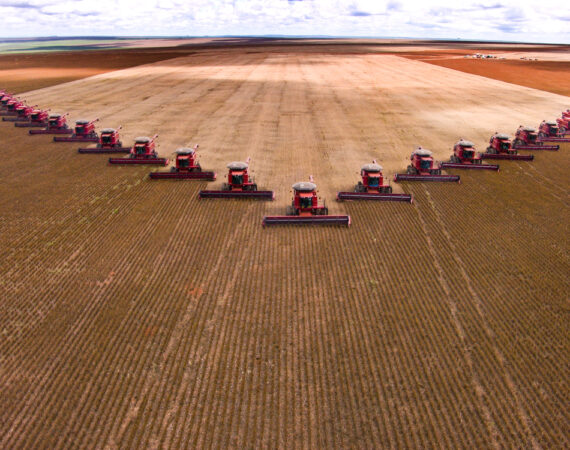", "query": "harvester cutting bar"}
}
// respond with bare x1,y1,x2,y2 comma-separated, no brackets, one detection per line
54,136,99,142
29,129,73,135
2,116,28,122
108,157,168,165
336,191,413,202
0,111,18,116
15,122,47,128
512,144,559,151
78,147,131,154
480,153,533,161
262,215,351,226
150,171,216,180
538,137,570,142
394,174,460,182
199,190,274,200
440,162,499,171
